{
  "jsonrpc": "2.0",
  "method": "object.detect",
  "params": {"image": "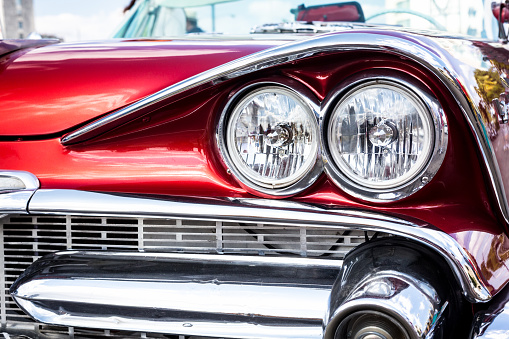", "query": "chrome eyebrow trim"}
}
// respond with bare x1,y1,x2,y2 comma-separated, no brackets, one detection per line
62,30,437,146
60,30,509,229
28,188,492,302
